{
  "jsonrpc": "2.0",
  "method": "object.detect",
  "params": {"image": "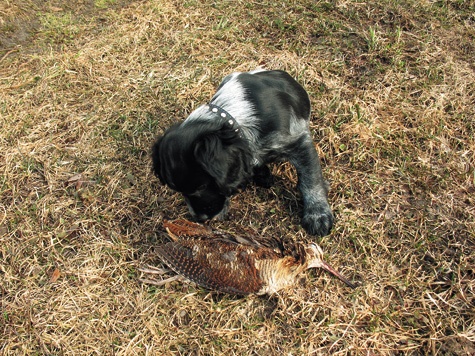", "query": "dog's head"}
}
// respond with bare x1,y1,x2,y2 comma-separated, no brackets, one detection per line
152,118,253,221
